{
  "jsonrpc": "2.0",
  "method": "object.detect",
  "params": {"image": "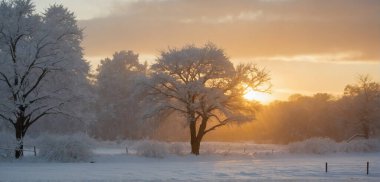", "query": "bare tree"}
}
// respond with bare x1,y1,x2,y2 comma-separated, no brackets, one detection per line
343,75,380,139
0,0,89,158
145,43,270,155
